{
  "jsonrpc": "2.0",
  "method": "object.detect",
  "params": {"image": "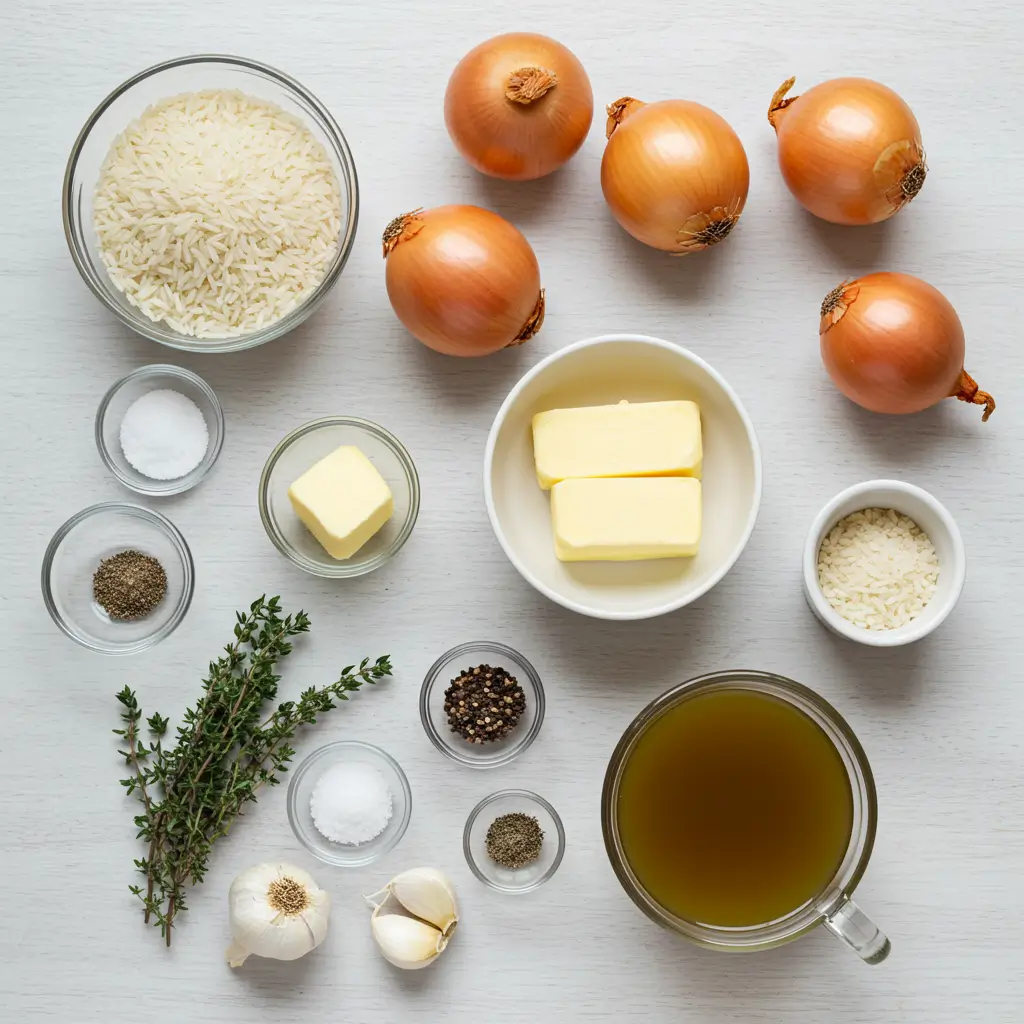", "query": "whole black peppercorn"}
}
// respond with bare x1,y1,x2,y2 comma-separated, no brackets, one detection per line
443,664,526,744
